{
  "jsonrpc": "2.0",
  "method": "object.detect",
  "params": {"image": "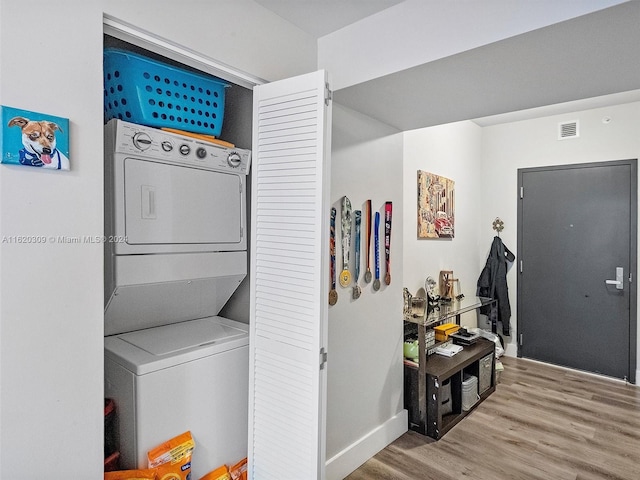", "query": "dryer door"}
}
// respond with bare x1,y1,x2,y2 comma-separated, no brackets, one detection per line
119,158,245,252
